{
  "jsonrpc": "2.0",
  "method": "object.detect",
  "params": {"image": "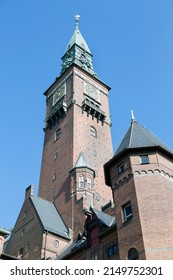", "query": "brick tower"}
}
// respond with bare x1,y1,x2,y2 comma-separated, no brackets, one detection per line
38,16,113,237
105,116,173,259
